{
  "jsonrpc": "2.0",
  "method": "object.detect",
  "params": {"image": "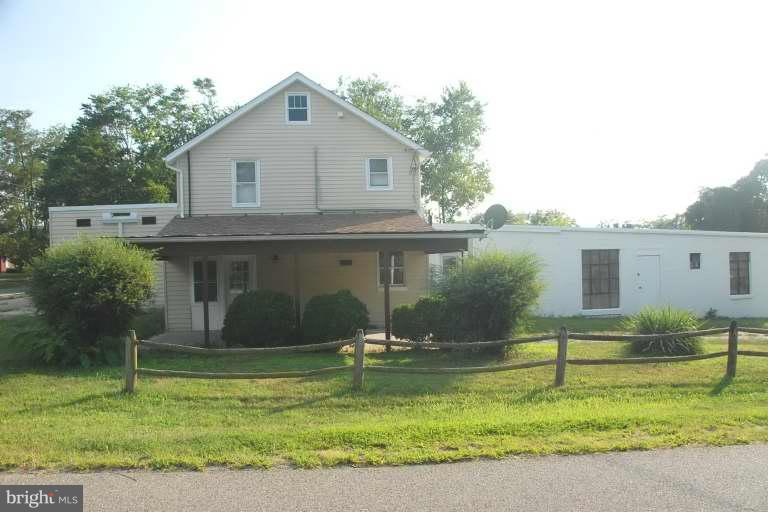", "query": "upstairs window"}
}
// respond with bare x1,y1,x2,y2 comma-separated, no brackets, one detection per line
232,160,260,207
378,251,405,287
286,93,310,123
729,252,750,295
366,158,393,190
